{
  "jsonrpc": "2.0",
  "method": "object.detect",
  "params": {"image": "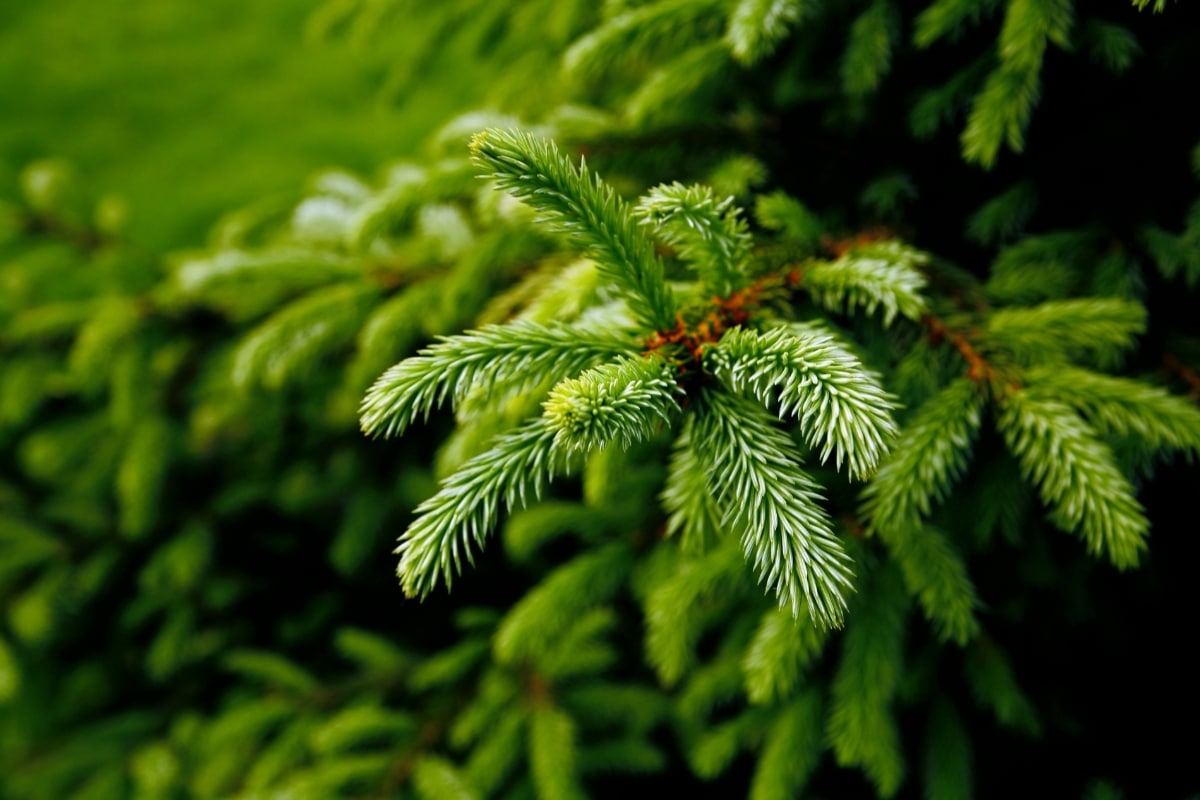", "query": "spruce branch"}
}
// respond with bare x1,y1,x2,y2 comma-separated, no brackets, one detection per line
908,54,992,139
360,321,634,438
861,378,985,536
395,418,565,599
411,756,481,800
725,0,813,66
963,640,1042,735
982,297,1146,367
635,182,752,296
624,42,730,127
493,543,632,665
463,708,526,797
913,0,1001,49
998,0,1072,72
562,0,728,83
998,390,1148,568
923,700,973,800
677,633,750,722
966,181,1037,245
750,690,824,800
961,0,1072,168
692,390,854,628
232,282,379,390
1080,20,1140,76
645,541,747,685
742,607,827,705
689,710,765,780
842,0,898,97
1024,366,1200,461
827,563,908,797
961,62,1041,169
888,524,979,645
661,416,726,552
706,324,898,480
985,230,1091,303
754,190,824,249
801,241,929,325
469,128,676,331
529,705,587,800
542,354,681,453
523,609,620,684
